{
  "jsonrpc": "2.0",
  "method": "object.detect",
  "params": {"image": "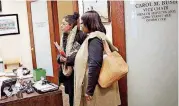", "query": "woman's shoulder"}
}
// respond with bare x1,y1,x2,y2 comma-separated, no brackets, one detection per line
89,37,103,46
75,30,87,44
